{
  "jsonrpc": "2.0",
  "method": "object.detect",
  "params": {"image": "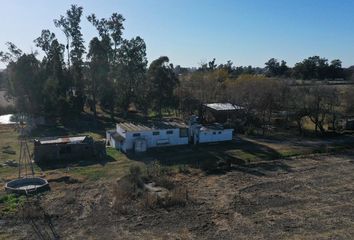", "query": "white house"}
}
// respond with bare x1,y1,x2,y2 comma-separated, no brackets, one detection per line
107,117,234,153
106,121,189,152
